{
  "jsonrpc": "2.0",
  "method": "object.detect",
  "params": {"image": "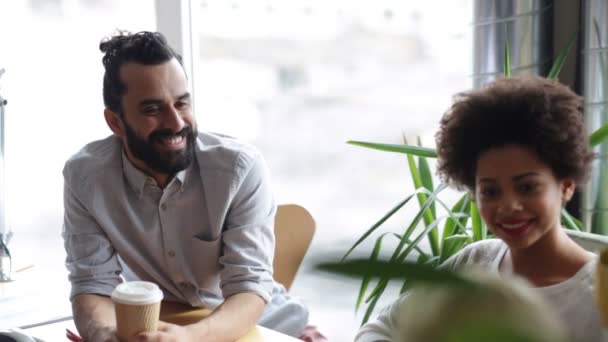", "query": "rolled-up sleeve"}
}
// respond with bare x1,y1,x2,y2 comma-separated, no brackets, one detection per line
219,152,276,303
63,177,122,300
